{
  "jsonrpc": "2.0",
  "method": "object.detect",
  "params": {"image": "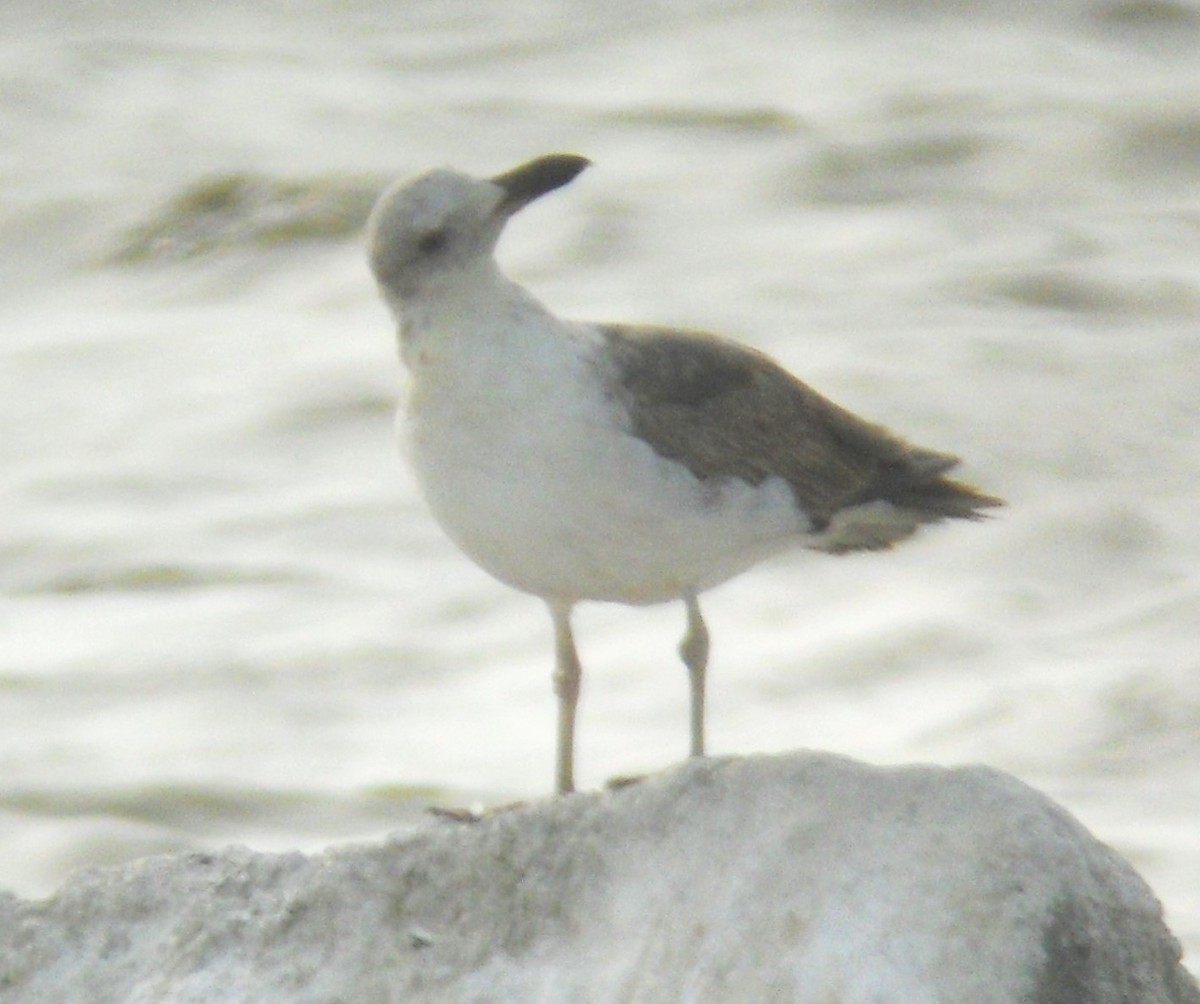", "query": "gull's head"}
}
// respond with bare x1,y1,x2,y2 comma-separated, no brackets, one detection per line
368,153,590,306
